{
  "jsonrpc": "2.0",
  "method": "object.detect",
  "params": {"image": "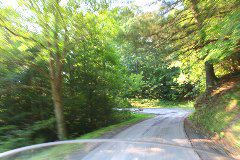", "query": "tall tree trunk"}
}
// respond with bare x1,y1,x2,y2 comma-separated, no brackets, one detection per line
49,59,67,140
51,83,67,140
205,61,217,90
48,1,68,140
189,0,217,91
